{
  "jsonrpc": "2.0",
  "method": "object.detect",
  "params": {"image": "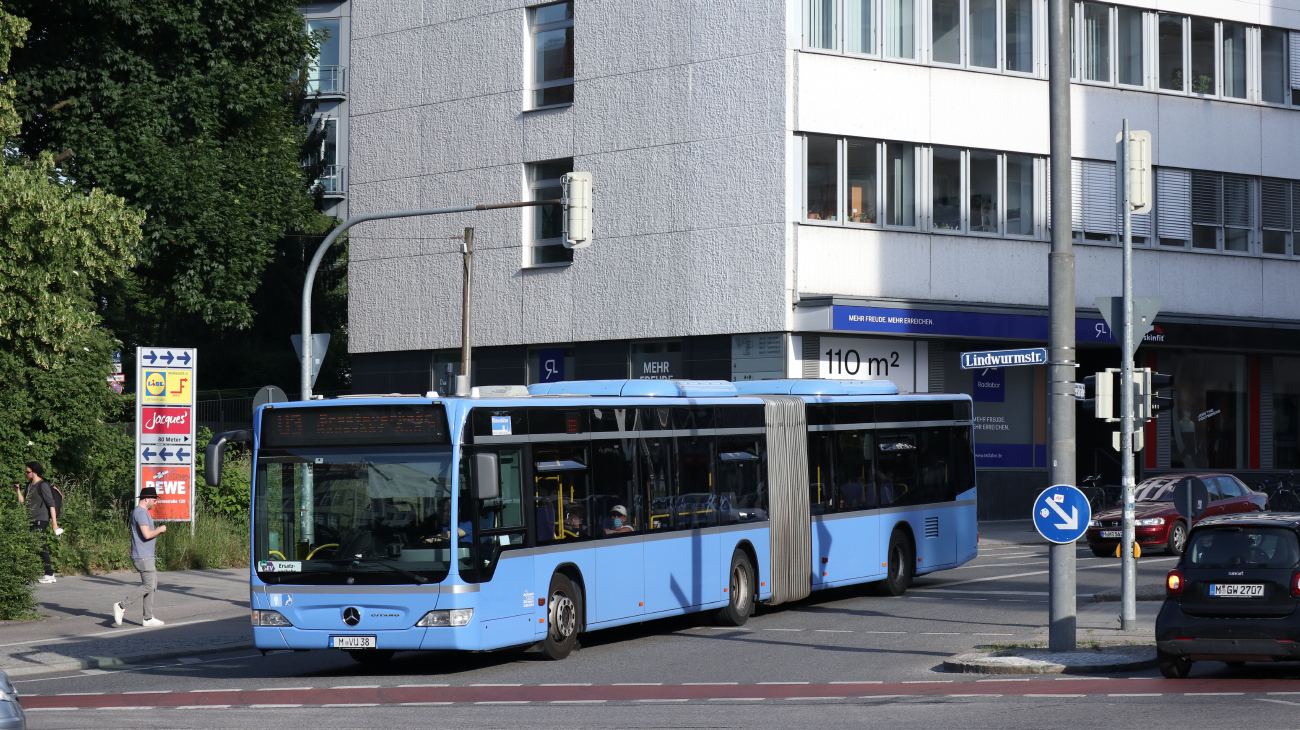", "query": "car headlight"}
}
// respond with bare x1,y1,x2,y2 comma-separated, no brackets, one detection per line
416,608,473,627
251,609,293,627
1135,517,1165,526
1089,520,1102,528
